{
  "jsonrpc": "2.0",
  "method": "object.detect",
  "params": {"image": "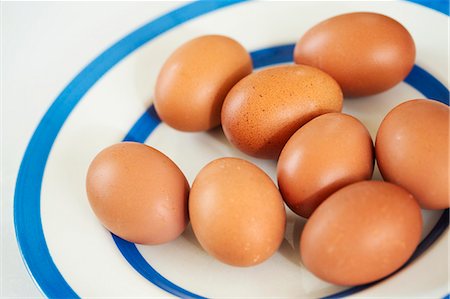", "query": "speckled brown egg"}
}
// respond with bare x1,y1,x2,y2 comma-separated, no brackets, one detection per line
86,142,189,245
294,12,415,97
221,65,343,159
154,35,252,132
189,157,286,267
376,99,449,209
301,181,422,286
278,113,374,218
